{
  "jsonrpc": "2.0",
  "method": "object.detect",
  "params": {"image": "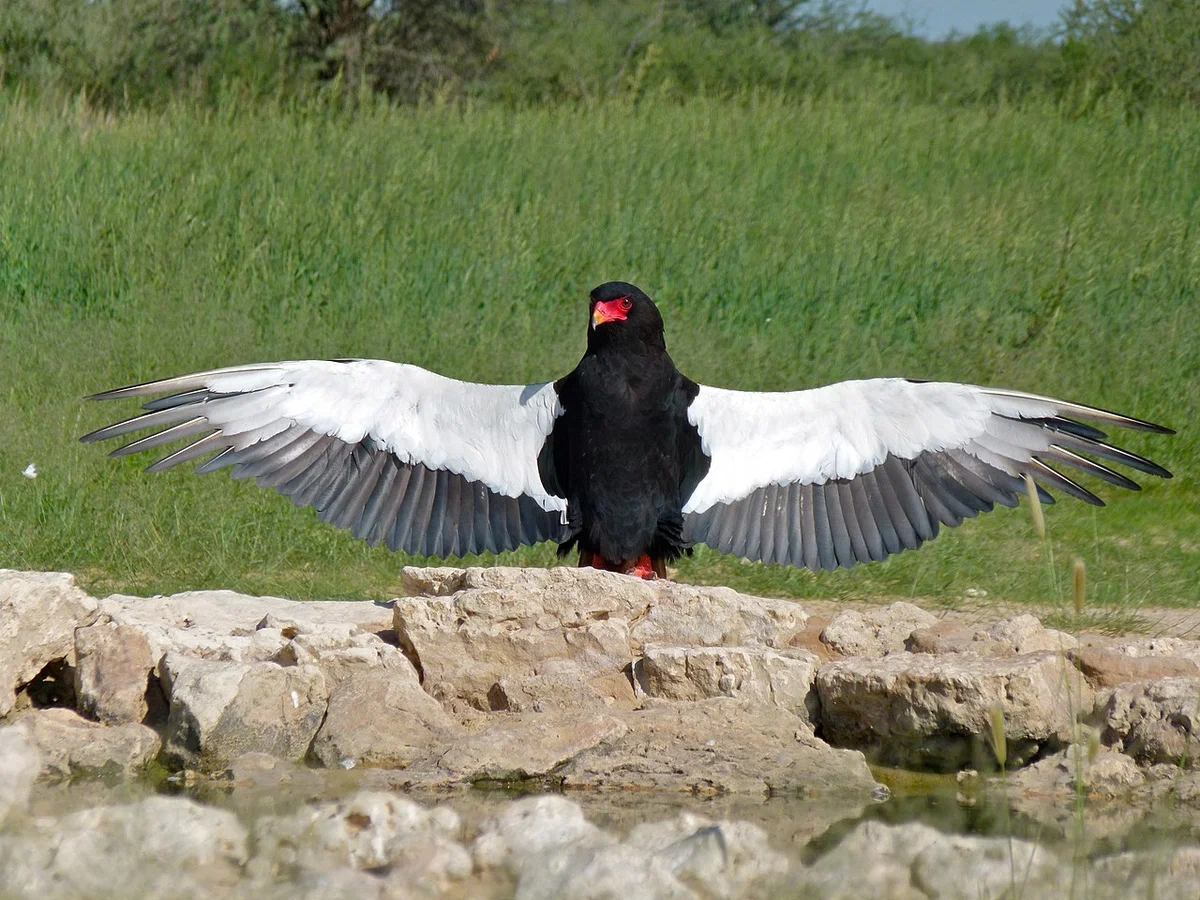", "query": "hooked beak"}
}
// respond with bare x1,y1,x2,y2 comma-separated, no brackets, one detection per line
590,298,628,330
